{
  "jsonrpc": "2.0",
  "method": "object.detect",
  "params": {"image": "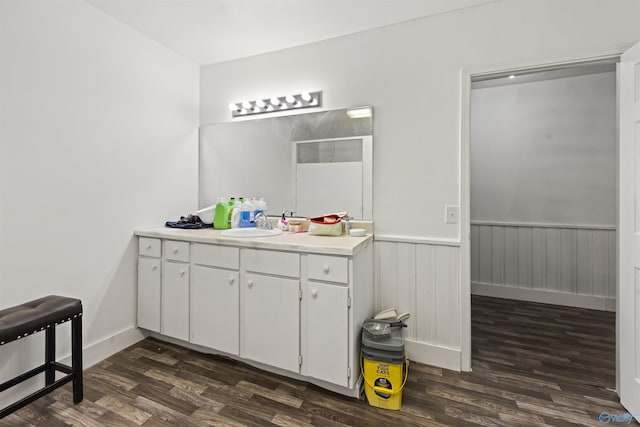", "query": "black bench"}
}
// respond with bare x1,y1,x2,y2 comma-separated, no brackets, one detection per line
0,295,83,419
